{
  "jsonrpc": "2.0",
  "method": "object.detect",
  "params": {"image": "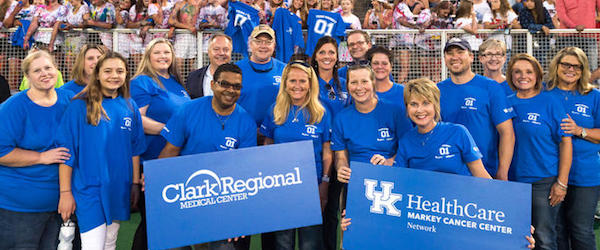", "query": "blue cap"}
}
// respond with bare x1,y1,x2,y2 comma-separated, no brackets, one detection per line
444,37,471,52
